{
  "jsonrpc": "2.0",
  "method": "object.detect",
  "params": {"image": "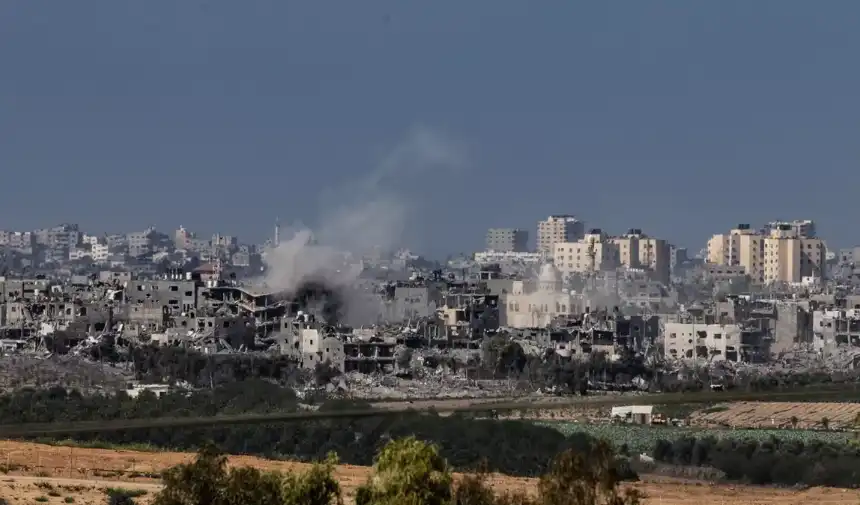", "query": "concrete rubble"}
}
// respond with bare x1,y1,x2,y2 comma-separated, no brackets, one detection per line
2,263,860,399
